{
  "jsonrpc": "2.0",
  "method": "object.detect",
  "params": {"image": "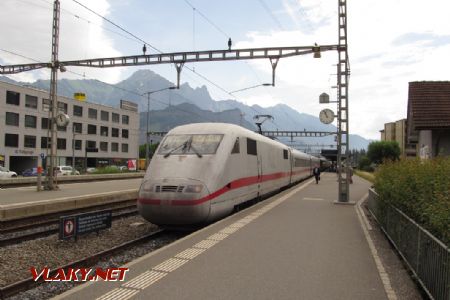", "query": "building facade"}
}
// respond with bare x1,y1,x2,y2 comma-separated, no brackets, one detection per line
0,81,139,174
407,81,450,159
380,119,416,158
